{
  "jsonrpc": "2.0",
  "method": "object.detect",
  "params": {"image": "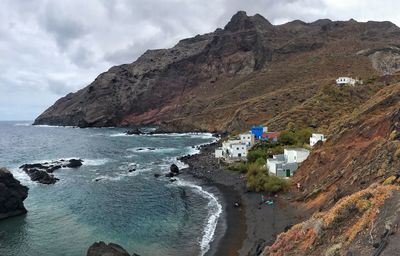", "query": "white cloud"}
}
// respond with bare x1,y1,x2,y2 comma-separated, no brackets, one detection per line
0,0,399,120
